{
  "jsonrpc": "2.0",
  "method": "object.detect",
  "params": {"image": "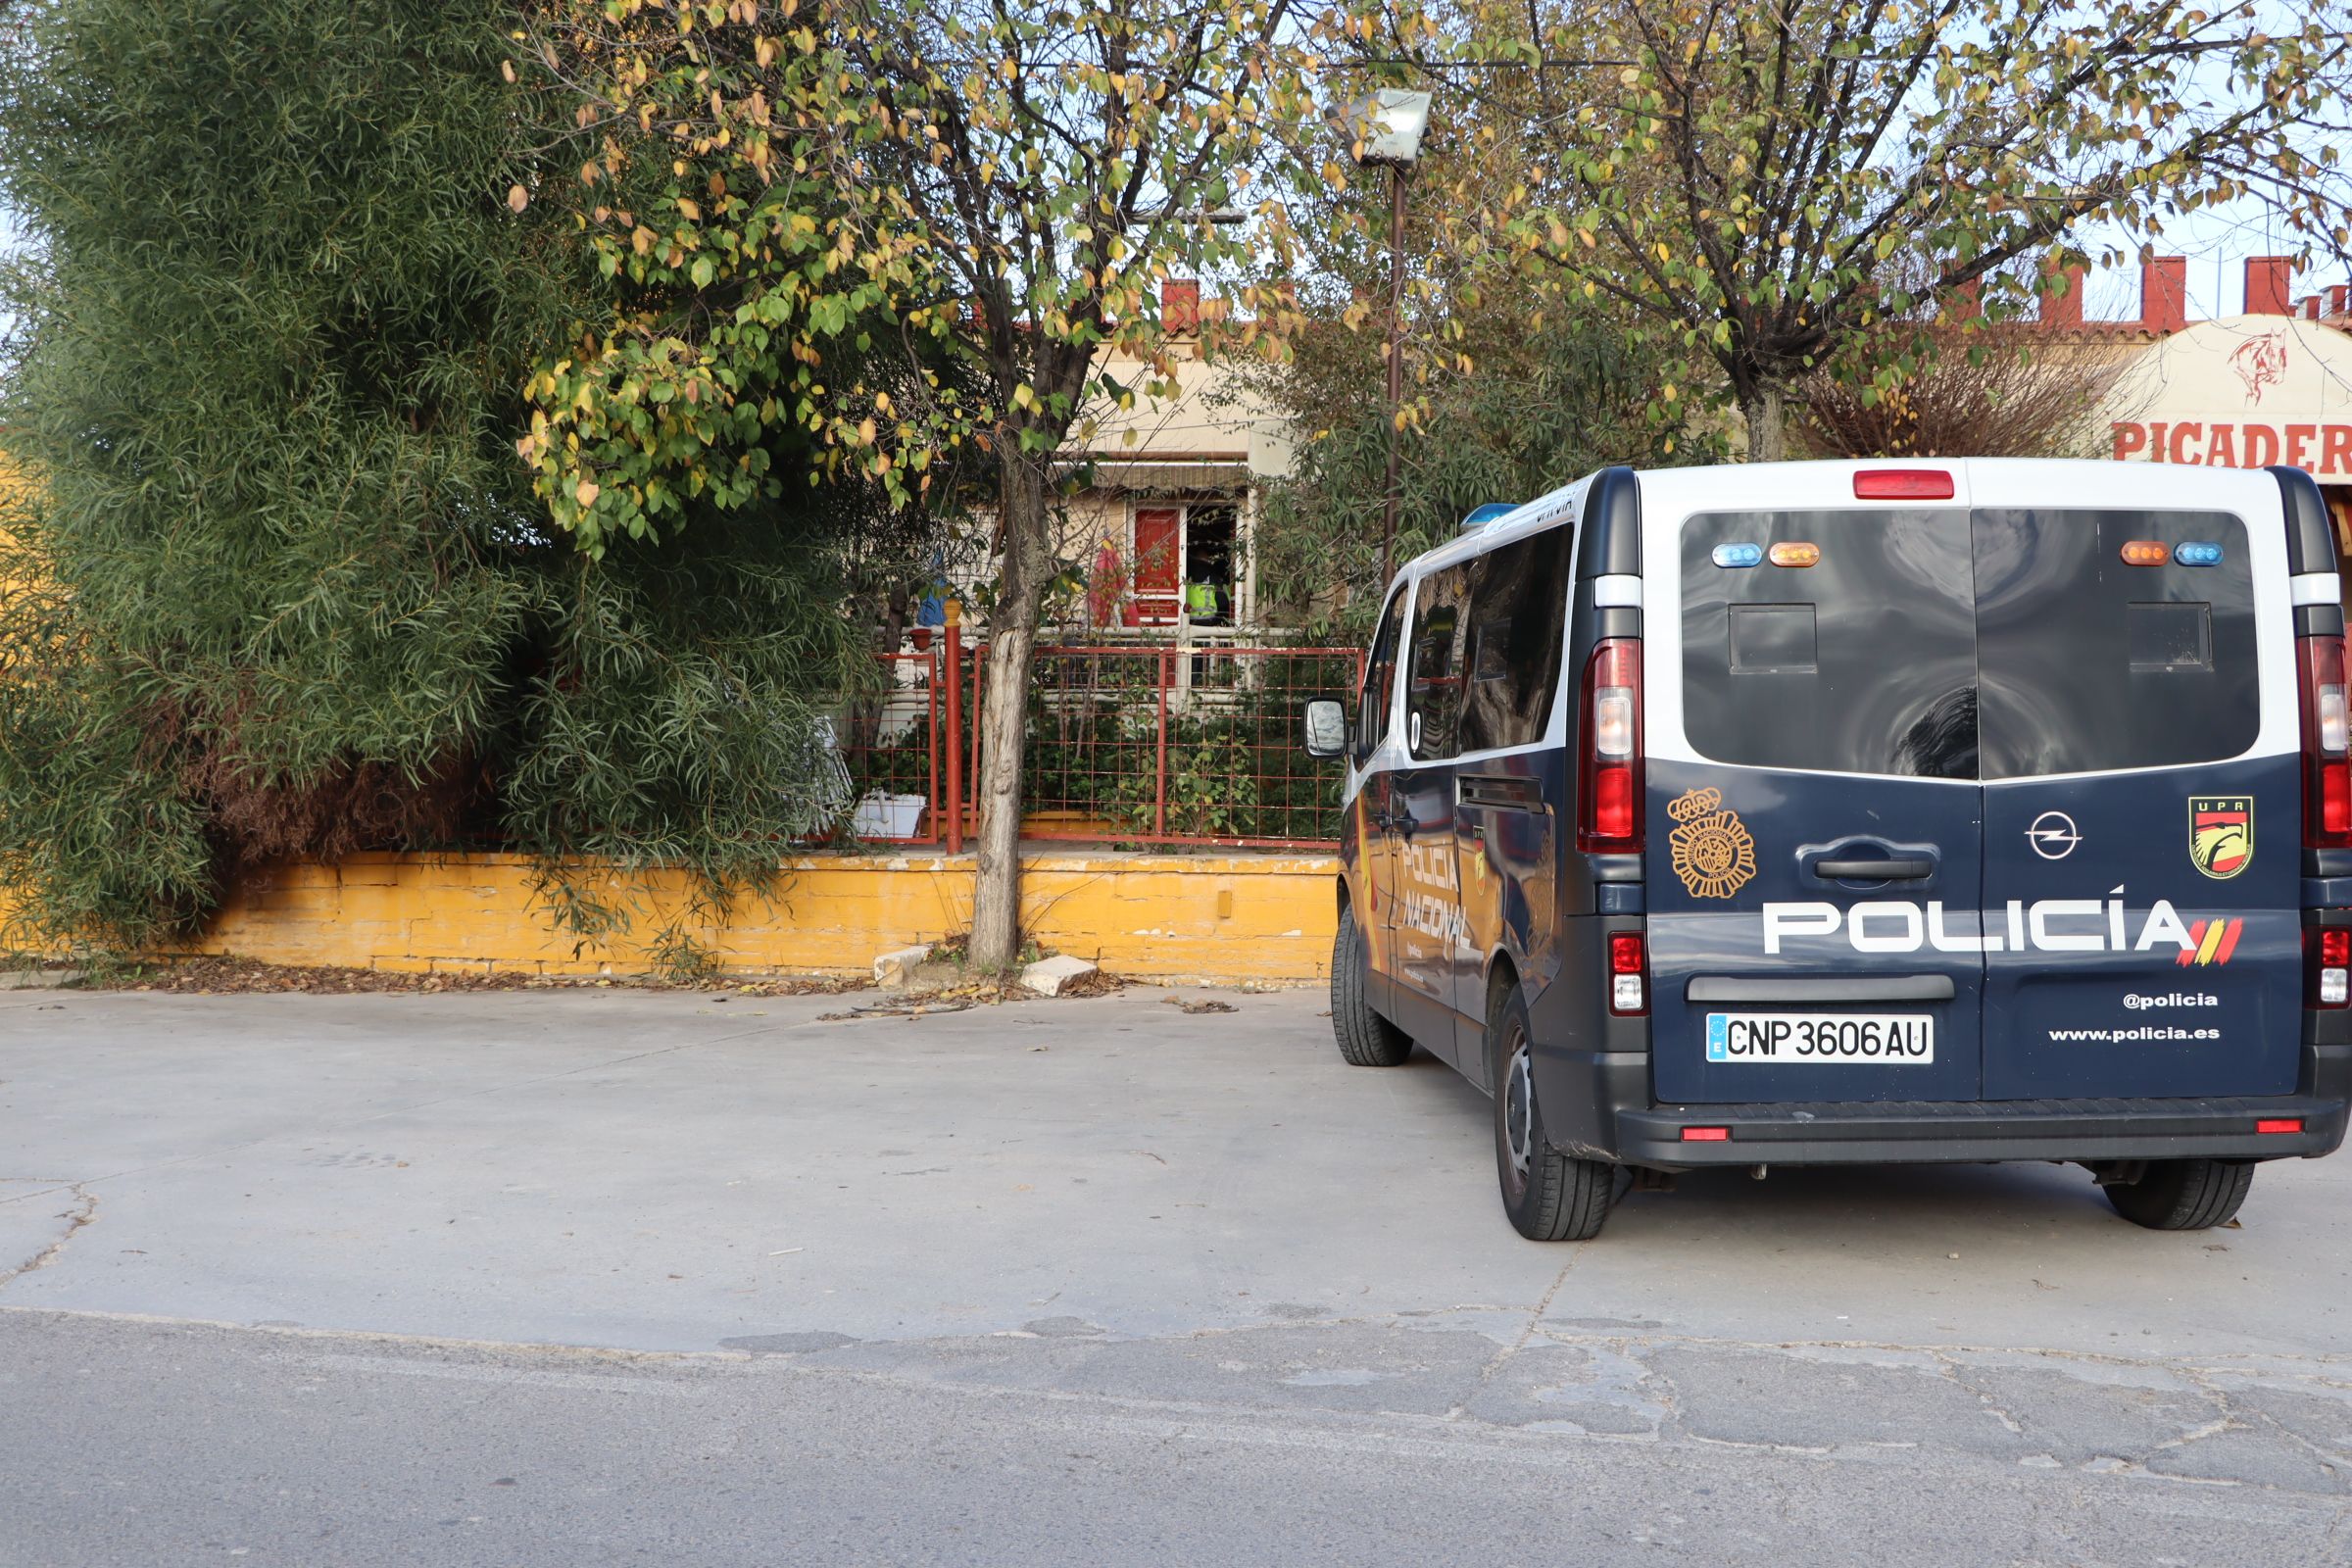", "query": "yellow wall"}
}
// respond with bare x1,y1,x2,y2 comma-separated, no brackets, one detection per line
0,454,34,949
0,450,33,610
168,851,1342,984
